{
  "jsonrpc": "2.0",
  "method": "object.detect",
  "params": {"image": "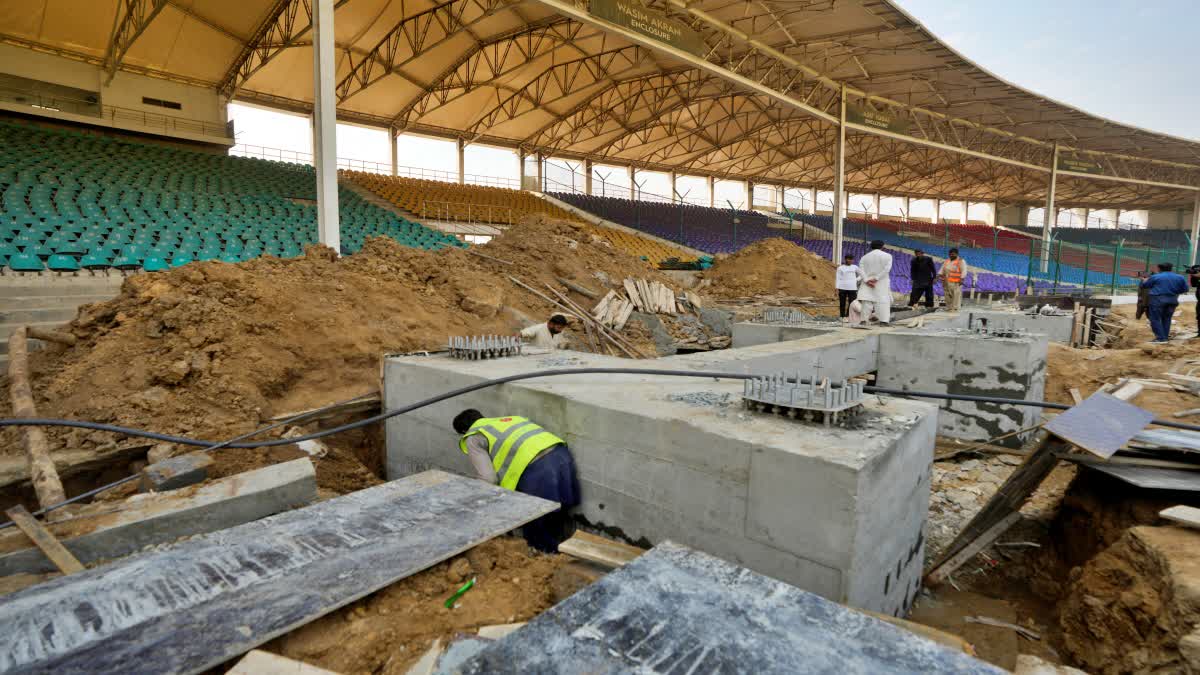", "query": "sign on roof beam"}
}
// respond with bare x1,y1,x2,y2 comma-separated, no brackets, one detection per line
589,0,704,55
103,0,169,84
